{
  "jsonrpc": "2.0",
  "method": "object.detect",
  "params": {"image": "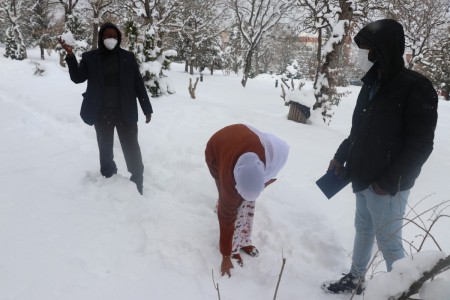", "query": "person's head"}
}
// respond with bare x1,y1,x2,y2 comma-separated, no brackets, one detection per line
234,152,265,202
354,19,405,77
98,23,122,51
